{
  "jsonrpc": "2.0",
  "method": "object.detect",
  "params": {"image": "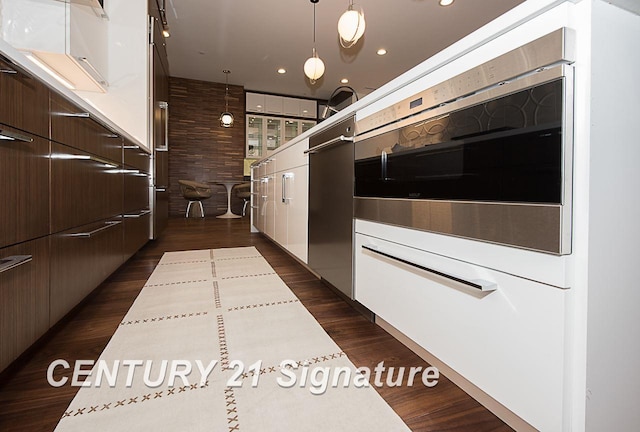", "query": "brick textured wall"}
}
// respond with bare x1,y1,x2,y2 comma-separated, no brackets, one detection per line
168,77,246,217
